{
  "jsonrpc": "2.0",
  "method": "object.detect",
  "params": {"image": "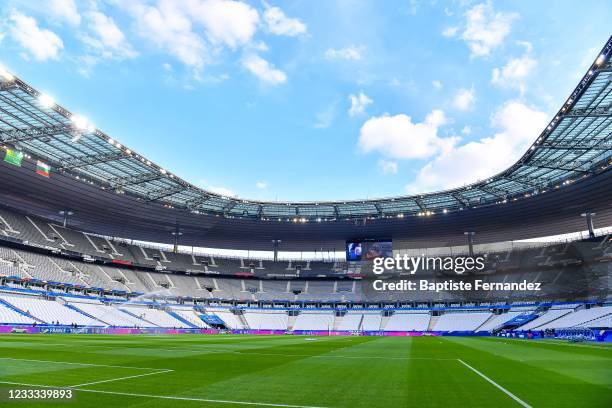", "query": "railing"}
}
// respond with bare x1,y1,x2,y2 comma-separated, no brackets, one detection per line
87,226,612,262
